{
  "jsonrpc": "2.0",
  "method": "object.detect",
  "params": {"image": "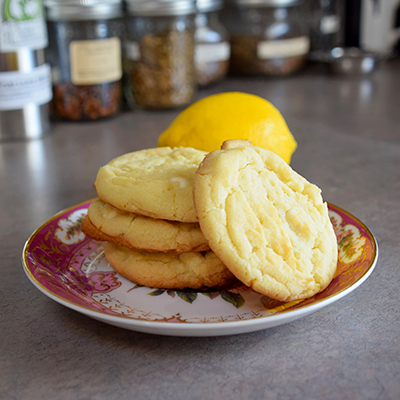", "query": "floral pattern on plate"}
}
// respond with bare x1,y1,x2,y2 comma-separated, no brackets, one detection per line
23,200,378,334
